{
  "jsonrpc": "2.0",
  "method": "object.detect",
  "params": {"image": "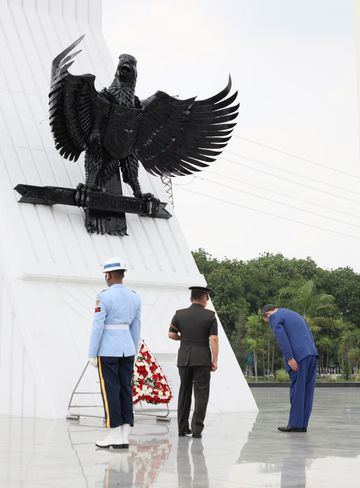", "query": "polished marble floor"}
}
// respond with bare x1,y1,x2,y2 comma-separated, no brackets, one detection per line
1,388,359,487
